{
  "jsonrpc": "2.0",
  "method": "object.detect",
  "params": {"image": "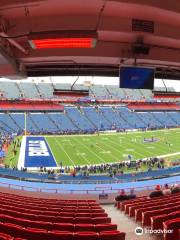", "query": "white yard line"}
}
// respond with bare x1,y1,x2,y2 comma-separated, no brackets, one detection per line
43,128,180,138
91,141,120,162
95,139,124,161
54,137,76,166
73,137,107,164
63,137,91,165
107,137,145,159
156,152,180,158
